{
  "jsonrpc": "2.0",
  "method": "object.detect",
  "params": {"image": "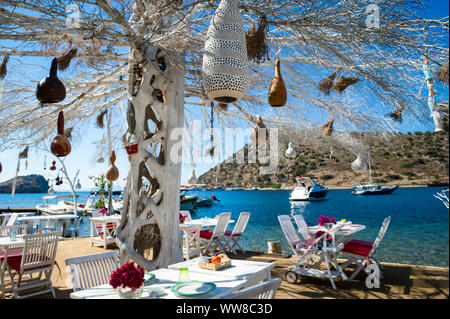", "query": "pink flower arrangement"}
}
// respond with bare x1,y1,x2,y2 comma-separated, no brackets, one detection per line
109,262,145,290
98,208,107,215
318,215,337,226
